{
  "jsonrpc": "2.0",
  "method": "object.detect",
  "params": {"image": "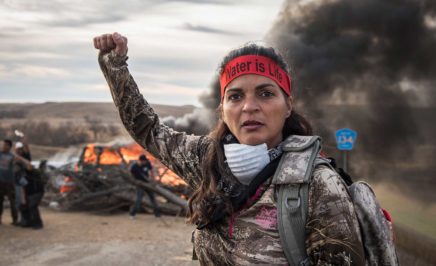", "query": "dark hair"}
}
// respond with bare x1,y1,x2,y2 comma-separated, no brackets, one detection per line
187,44,312,225
139,154,147,161
3,139,12,147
